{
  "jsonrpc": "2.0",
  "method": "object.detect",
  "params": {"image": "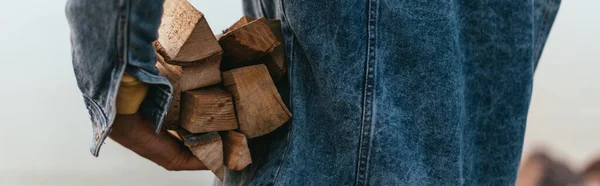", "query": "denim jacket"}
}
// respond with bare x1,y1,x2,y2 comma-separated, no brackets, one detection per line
67,0,560,185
